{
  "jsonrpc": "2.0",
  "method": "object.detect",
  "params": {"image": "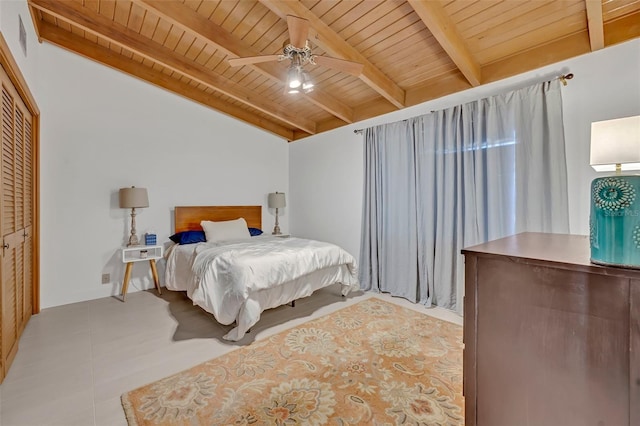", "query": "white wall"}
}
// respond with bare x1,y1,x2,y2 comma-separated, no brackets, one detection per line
290,39,640,261
288,131,363,258
1,1,289,308
37,45,288,308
